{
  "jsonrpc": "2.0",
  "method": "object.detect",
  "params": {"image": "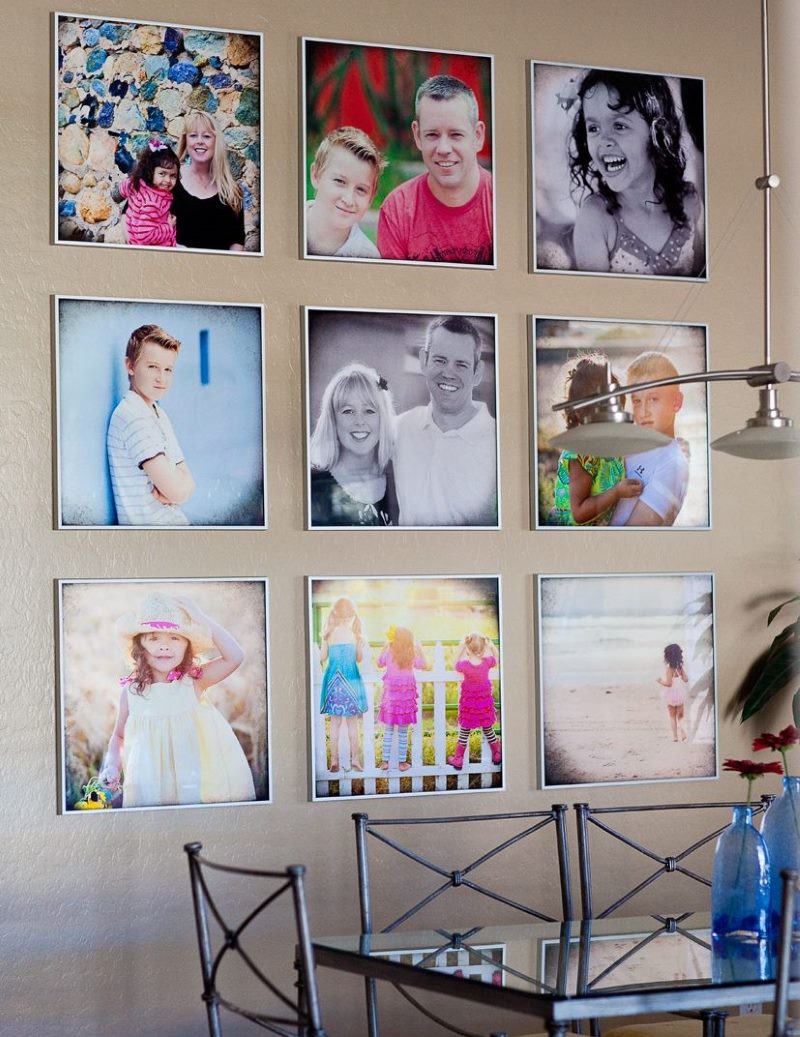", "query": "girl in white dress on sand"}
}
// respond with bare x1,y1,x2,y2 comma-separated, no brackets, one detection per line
100,591,255,808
